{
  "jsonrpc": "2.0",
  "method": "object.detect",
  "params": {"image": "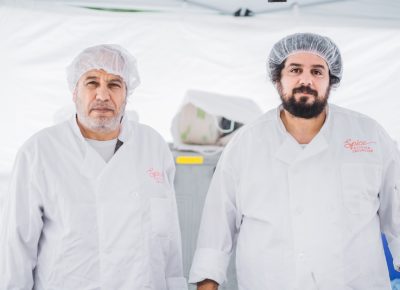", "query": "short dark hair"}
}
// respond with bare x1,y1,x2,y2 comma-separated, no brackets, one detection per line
269,60,285,84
